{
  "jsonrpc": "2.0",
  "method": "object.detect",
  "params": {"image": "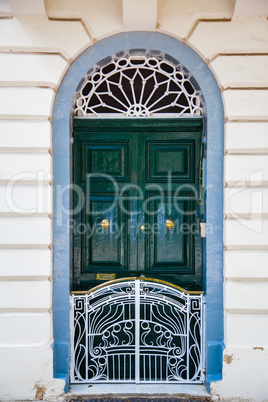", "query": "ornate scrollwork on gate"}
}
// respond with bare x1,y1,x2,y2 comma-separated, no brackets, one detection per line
71,279,204,383
74,51,204,118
